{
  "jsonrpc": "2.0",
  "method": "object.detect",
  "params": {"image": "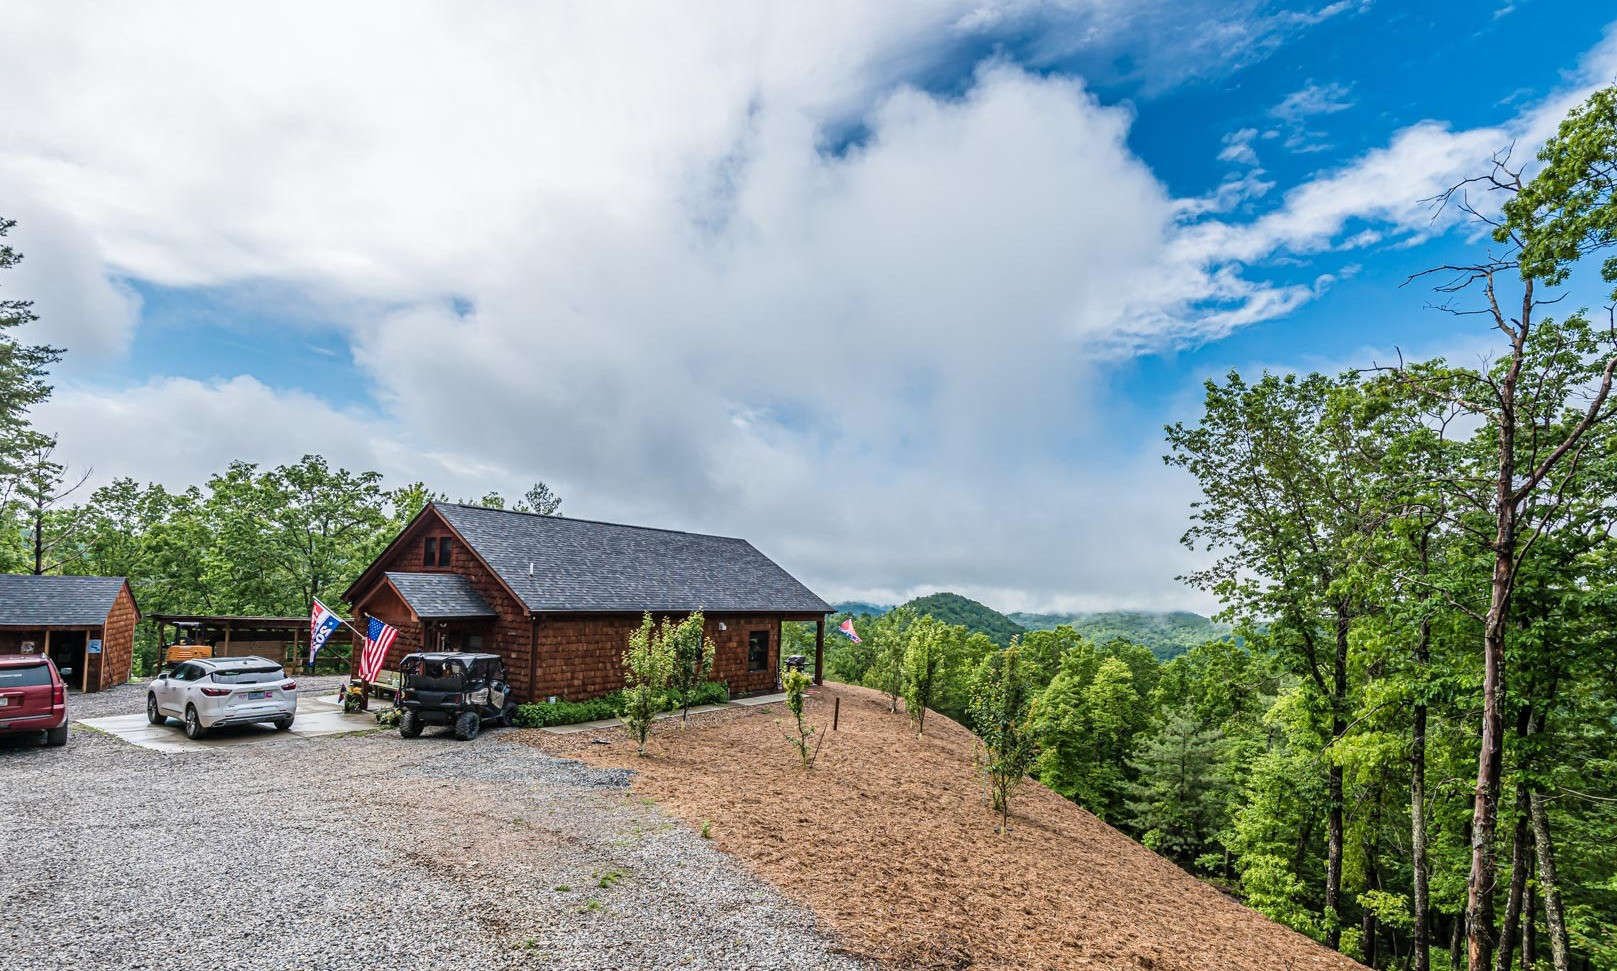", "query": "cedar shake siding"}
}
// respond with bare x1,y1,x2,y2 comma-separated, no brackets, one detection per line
0,574,140,692
344,503,827,703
